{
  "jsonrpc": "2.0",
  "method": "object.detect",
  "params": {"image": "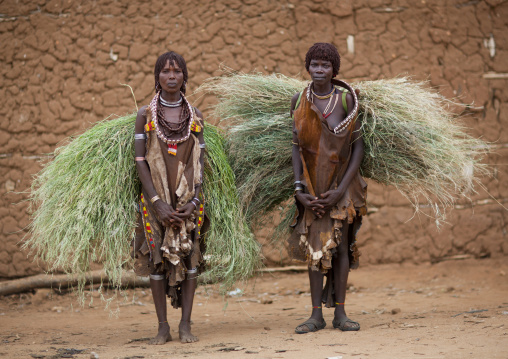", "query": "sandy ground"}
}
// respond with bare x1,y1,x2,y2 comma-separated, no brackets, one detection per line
1,258,507,359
